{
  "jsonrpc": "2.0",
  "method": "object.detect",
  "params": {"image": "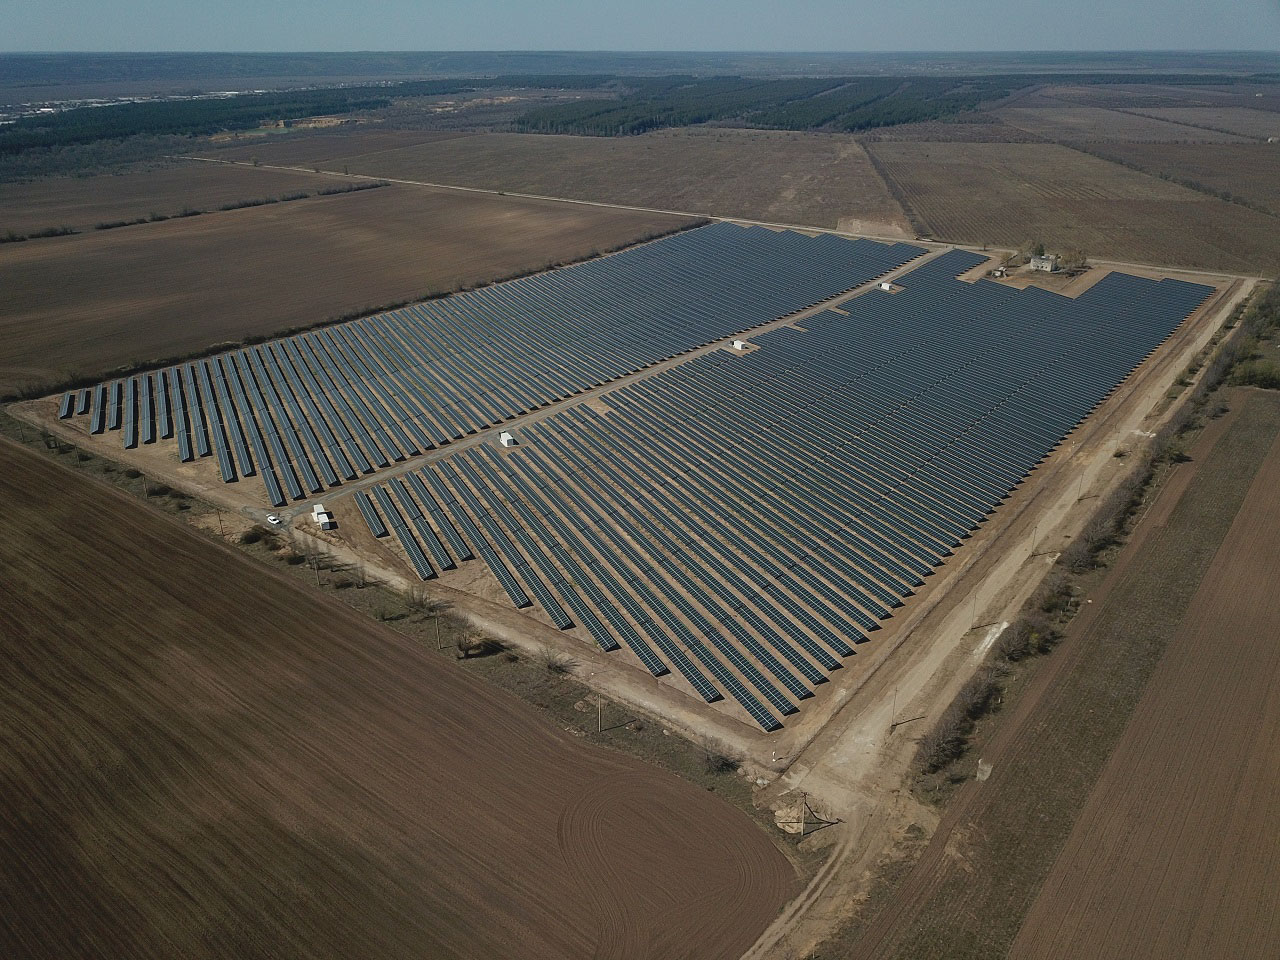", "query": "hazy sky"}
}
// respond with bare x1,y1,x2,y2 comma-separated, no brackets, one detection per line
5,0,1280,52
